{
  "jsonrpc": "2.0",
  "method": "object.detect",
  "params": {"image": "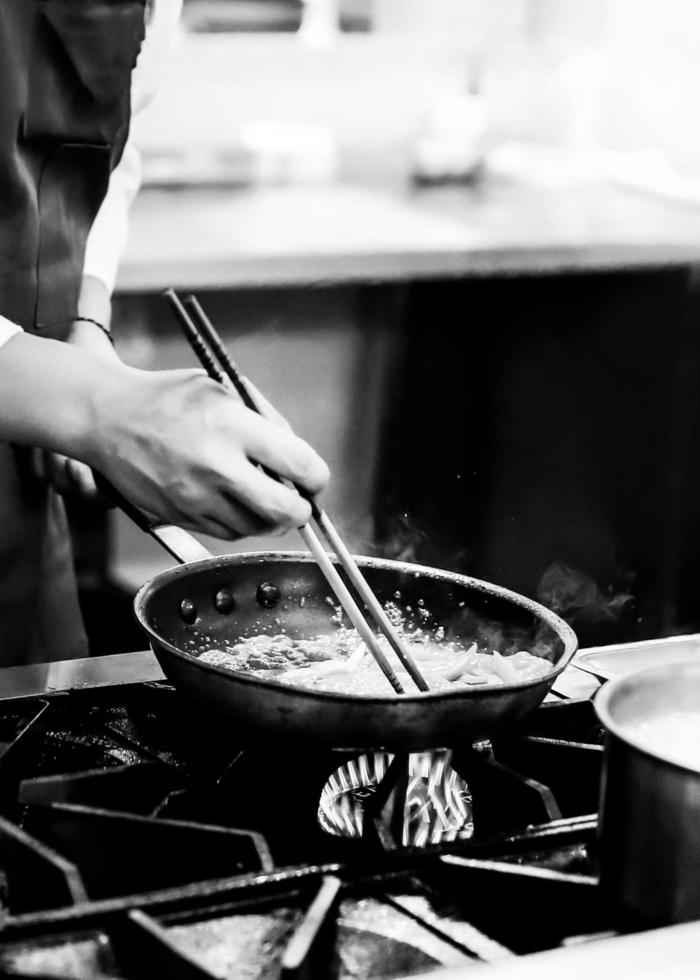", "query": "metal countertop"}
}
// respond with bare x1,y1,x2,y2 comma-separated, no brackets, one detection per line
0,650,165,701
